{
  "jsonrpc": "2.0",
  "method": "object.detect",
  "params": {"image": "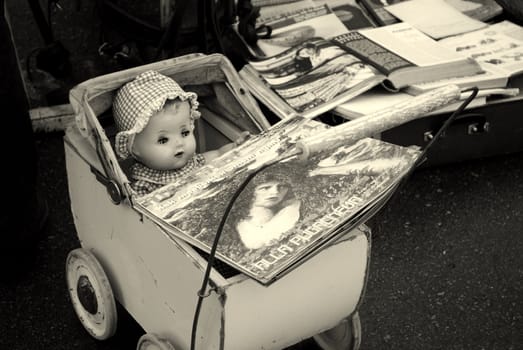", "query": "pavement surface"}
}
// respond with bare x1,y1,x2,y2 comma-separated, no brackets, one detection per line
1,1,522,349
